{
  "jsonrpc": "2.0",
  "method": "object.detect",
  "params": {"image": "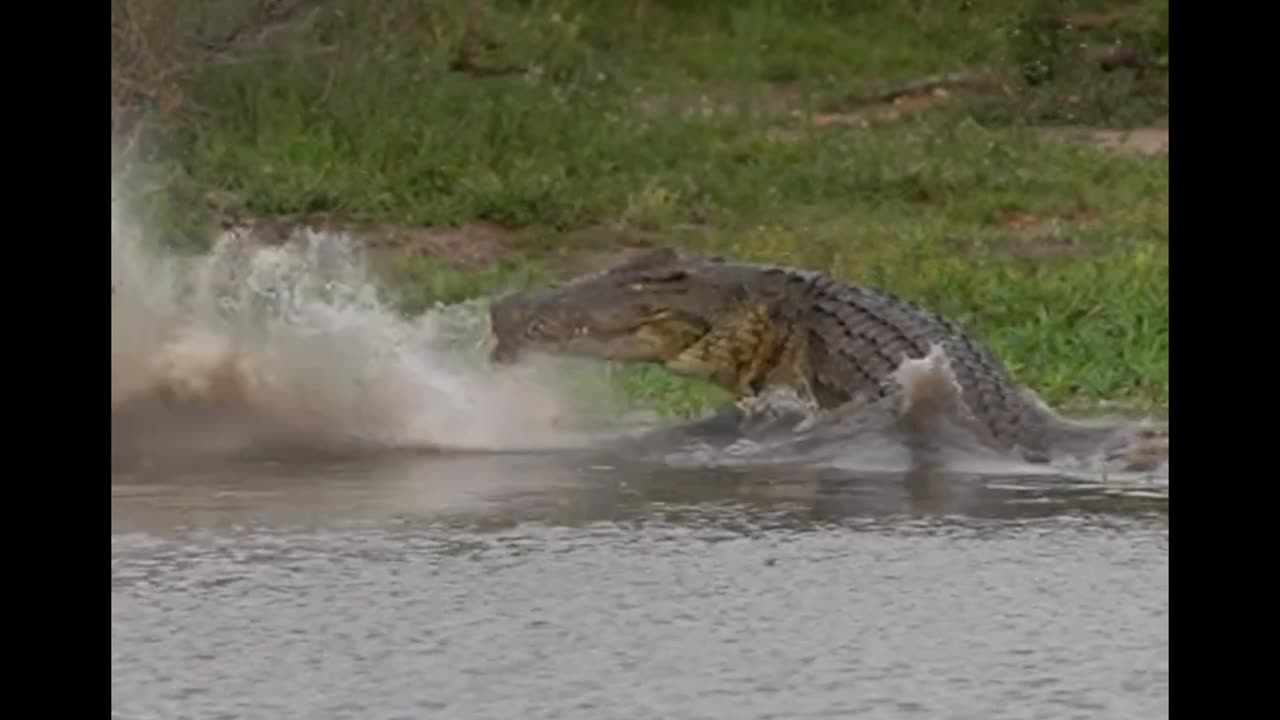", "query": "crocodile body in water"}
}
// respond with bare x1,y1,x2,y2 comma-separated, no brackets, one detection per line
488,248,1166,471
